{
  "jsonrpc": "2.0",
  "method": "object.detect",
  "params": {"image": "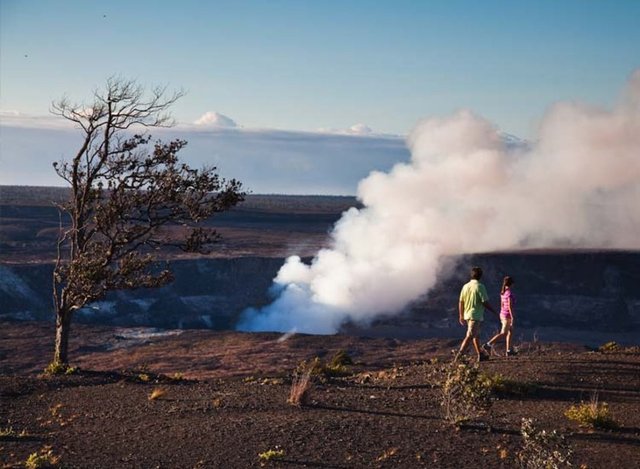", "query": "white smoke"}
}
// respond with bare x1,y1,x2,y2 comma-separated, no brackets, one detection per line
238,71,640,334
